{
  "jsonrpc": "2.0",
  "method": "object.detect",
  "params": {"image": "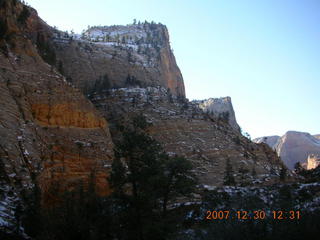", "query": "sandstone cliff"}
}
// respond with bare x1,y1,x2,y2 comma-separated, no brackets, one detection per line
194,97,240,131
51,23,185,97
0,1,114,229
307,154,320,170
